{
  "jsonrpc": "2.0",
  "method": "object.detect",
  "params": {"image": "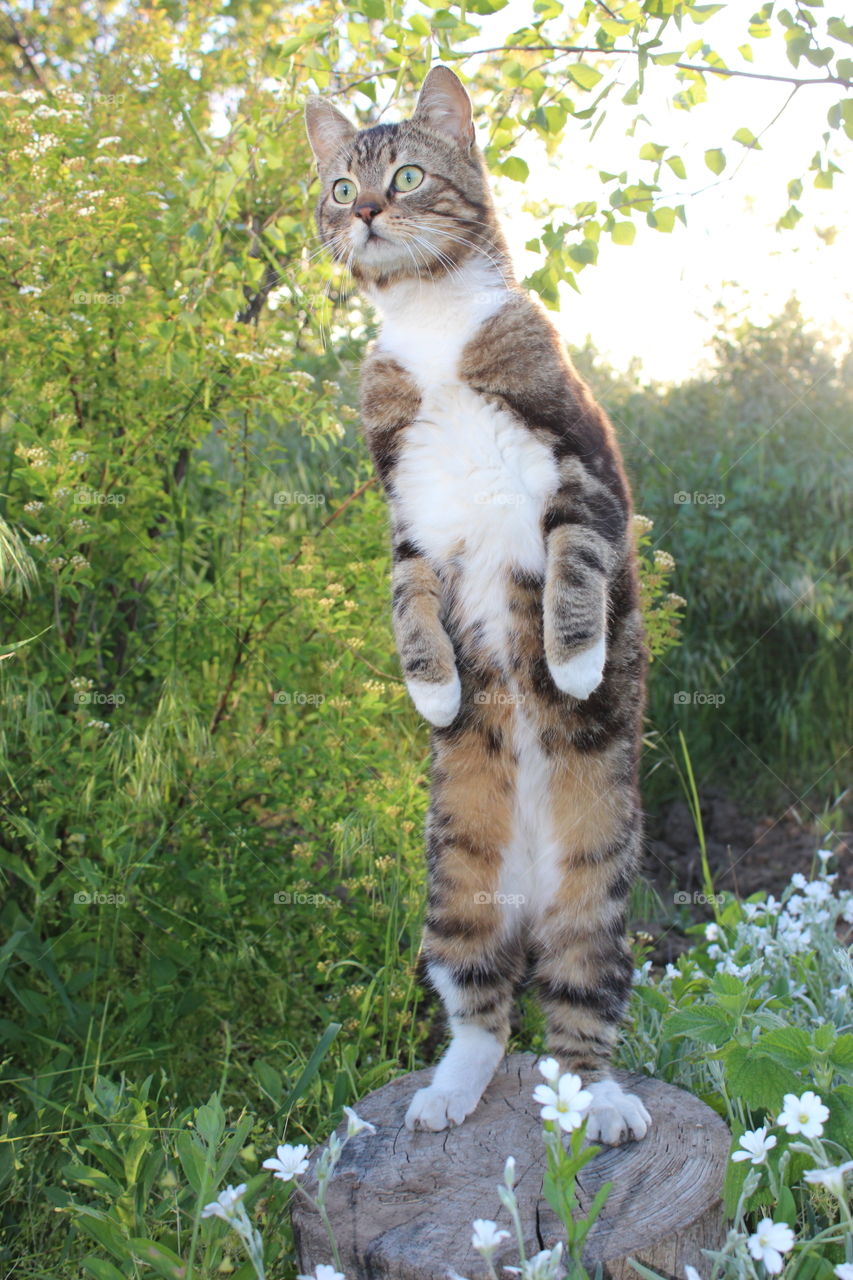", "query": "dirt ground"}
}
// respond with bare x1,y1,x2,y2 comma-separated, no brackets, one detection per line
639,789,852,964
